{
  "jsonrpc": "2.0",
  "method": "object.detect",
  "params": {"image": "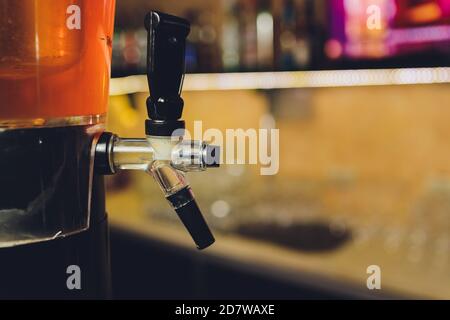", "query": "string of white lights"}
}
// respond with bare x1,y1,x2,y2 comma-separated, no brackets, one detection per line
109,67,450,96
